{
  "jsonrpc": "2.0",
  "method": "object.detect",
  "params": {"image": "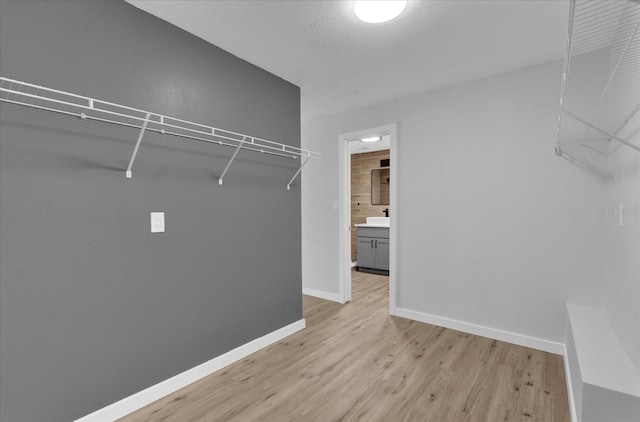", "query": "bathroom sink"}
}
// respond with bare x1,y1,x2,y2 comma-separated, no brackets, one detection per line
366,217,390,226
